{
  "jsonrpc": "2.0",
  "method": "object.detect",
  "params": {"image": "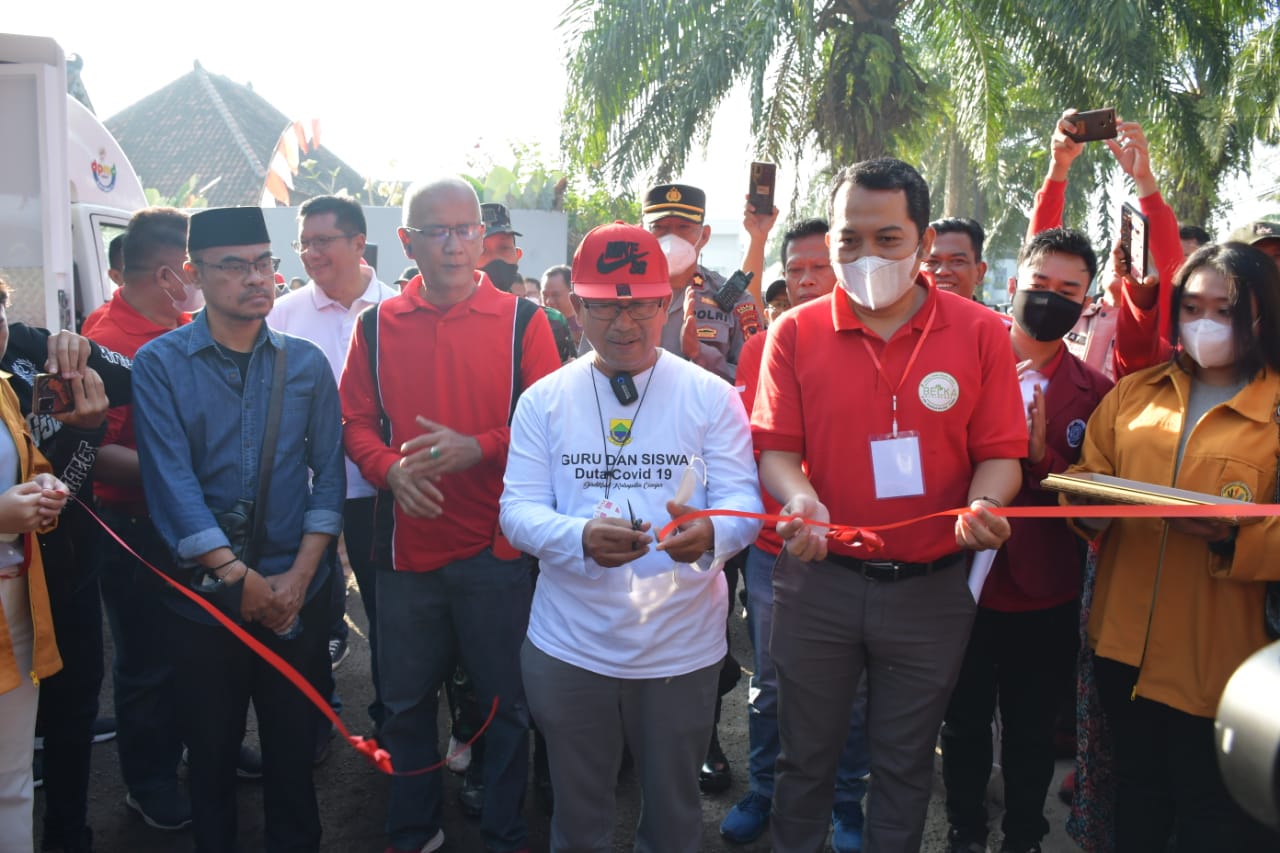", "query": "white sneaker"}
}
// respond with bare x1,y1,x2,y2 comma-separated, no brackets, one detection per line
444,736,471,774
